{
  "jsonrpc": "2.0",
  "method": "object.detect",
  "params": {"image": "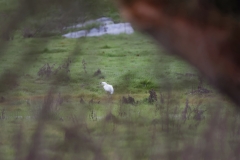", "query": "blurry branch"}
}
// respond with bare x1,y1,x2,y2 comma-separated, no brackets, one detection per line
14,124,24,160
117,0,240,107
23,38,85,160
25,90,54,160
63,124,106,160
